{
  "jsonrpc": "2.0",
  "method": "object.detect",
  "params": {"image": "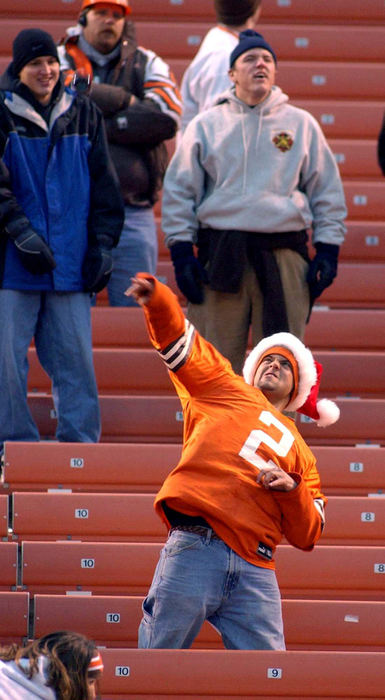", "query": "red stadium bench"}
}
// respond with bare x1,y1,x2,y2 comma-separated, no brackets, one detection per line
11,492,165,542
0,591,30,644
305,308,385,350
342,181,385,220
313,445,385,496
329,139,379,179
296,397,385,446
0,495,9,538
129,0,385,24
26,347,385,398
168,59,385,99
32,594,385,652
0,542,19,590
20,541,385,600
322,496,385,546
11,491,385,546
2,442,385,496
156,260,385,308
1,441,180,493
25,394,385,445
99,648,385,699
135,22,385,62
27,394,184,443
293,99,384,140
90,306,385,351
